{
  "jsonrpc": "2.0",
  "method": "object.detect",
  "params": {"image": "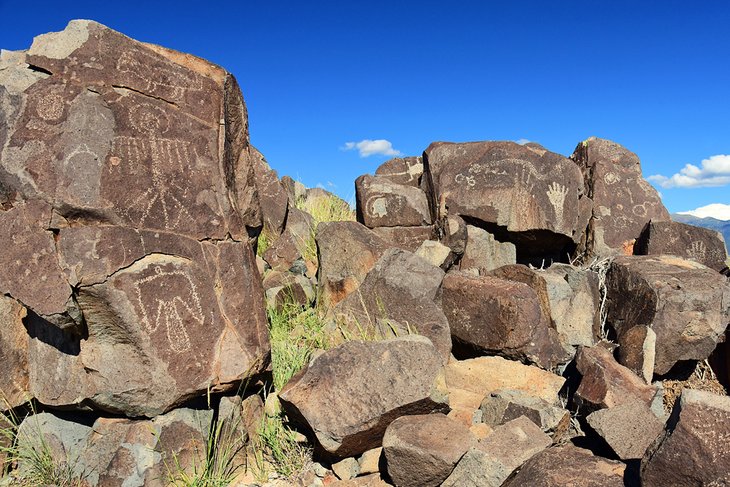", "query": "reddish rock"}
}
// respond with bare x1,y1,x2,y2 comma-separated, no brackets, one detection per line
281,175,307,204
355,174,431,228
383,413,475,487
607,255,730,375
263,228,305,272
316,221,390,309
575,344,661,413
586,400,665,460
503,445,626,486
251,146,289,235
635,219,728,272
641,389,730,486
459,226,516,274
279,336,449,458
617,325,656,383
442,271,570,369
0,295,30,410
372,225,435,252
441,214,468,255
423,141,591,257
570,137,669,257
375,156,423,187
